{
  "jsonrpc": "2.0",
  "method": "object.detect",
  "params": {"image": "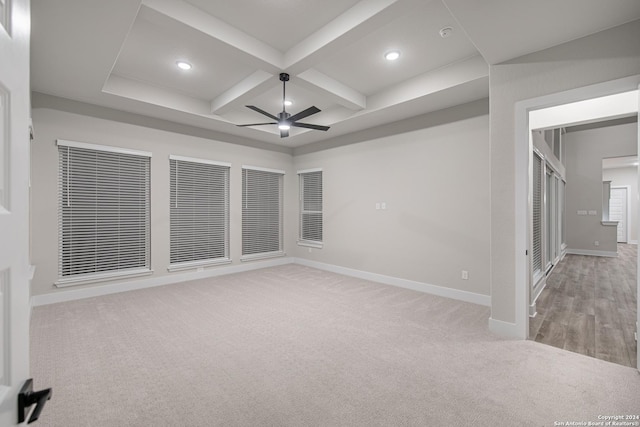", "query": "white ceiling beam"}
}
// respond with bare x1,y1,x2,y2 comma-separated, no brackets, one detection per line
283,0,418,73
296,69,366,110
143,0,284,71
210,70,275,114
362,55,488,114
